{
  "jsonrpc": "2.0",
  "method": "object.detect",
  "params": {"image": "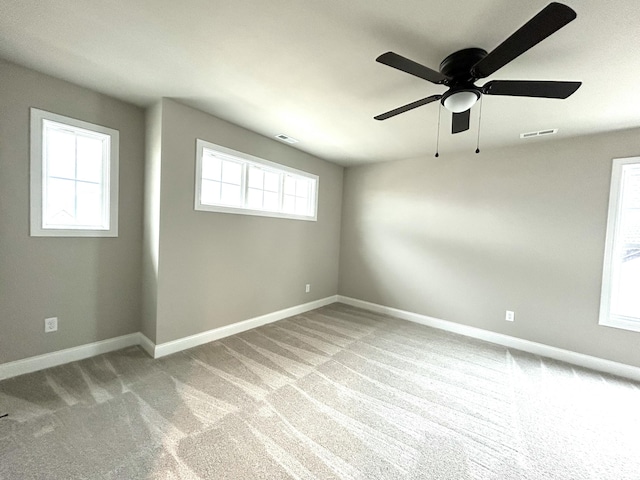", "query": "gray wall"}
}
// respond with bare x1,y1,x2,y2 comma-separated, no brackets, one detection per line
0,60,145,363
339,129,640,367
151,99,343,344
5,57,638,372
